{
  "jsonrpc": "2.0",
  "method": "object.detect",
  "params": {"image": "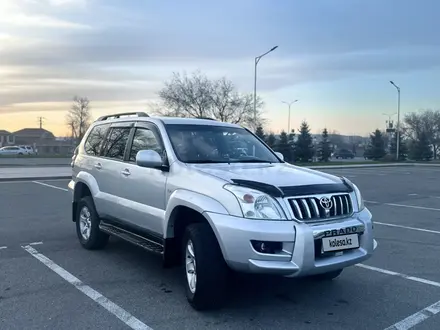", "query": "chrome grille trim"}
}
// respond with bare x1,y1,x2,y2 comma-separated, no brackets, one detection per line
287,193,353,222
